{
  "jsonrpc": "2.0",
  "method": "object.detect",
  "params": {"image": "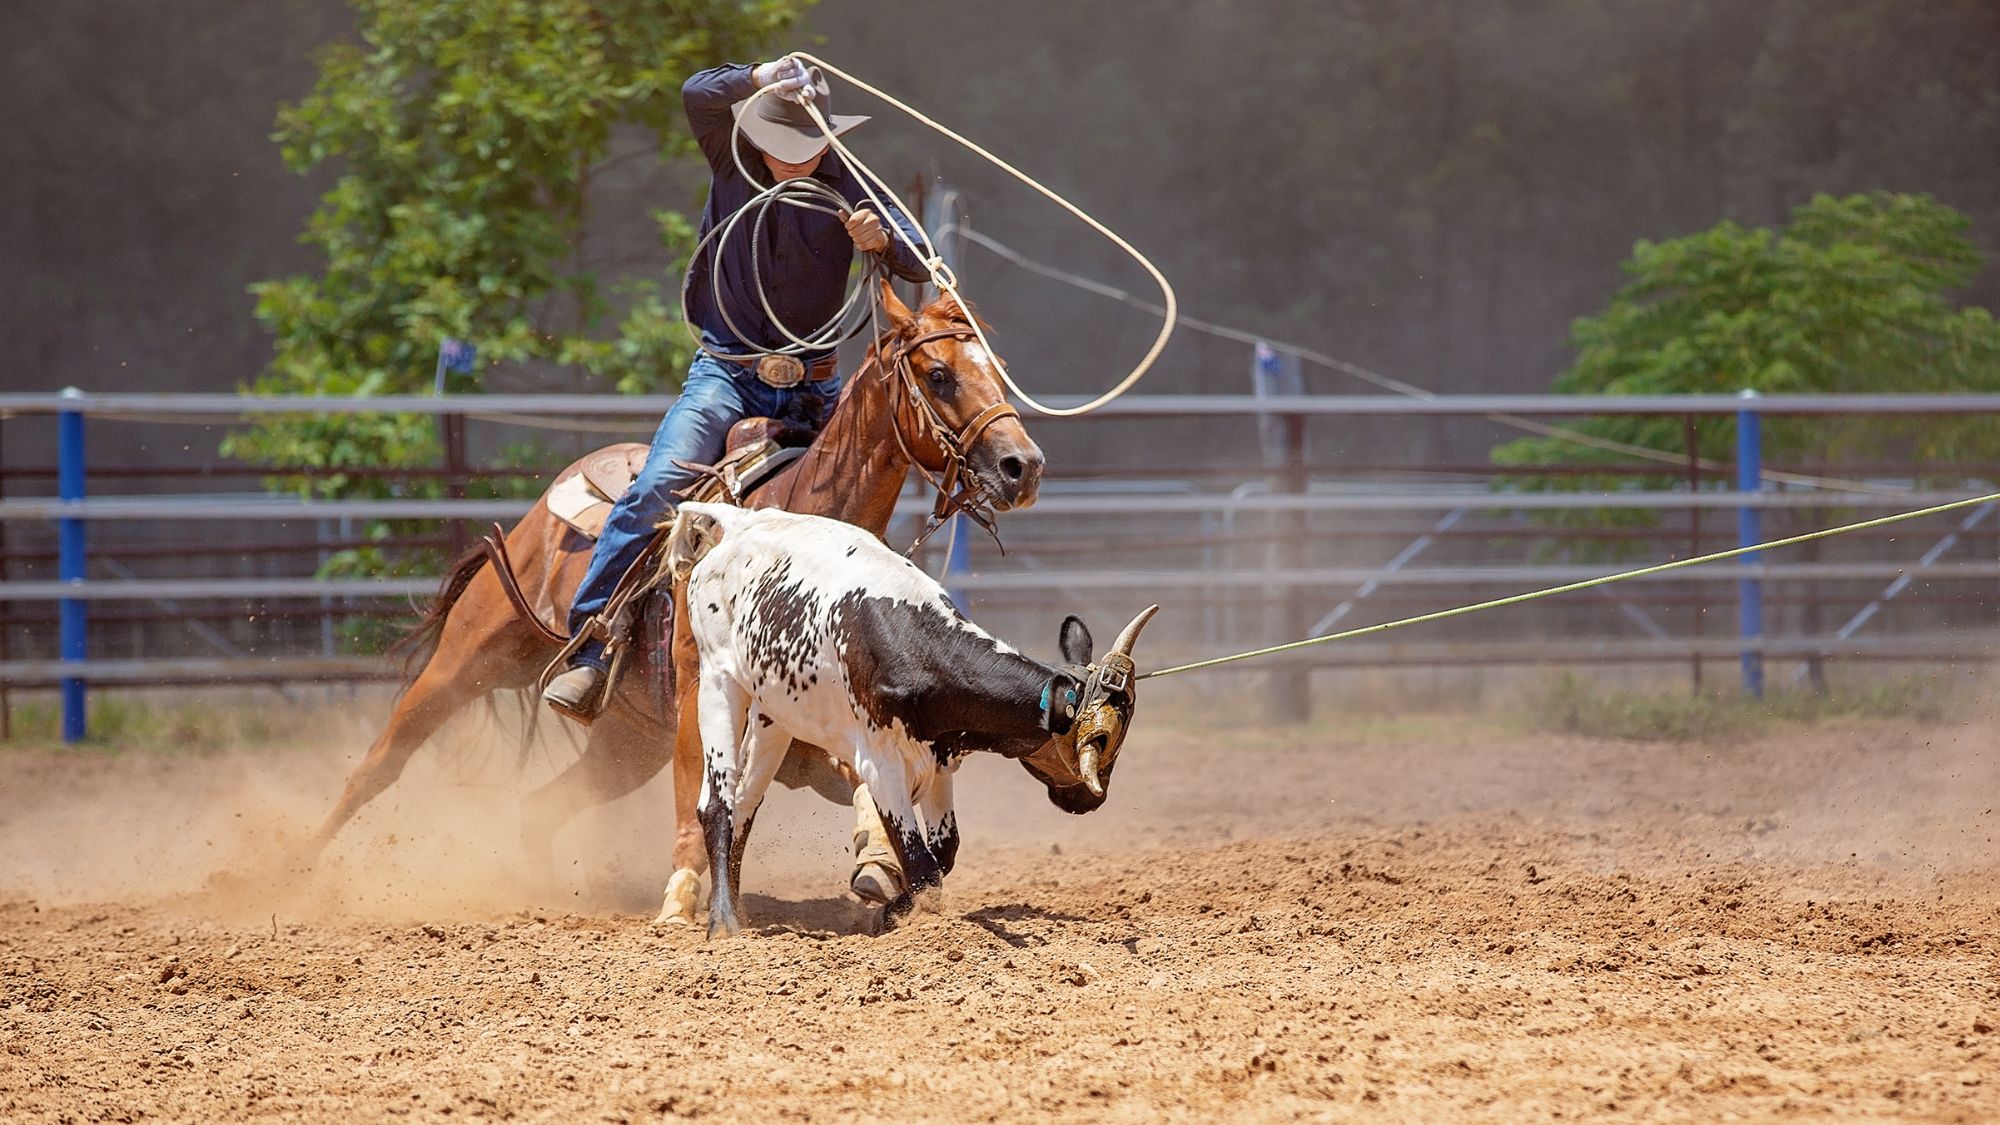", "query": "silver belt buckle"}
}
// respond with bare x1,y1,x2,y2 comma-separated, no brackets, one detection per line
753,355,805,389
